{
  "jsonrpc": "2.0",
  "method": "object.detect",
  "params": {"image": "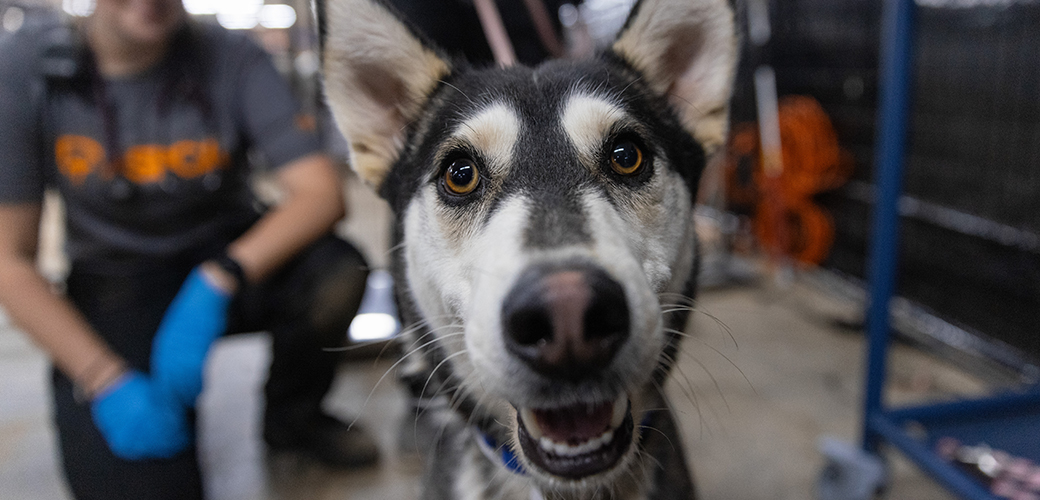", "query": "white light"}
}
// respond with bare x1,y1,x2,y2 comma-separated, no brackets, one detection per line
294,50,320,77
200,0,264,29
347,270,401,343
195,0,263,15
348,313,400,342
558,3,579,28
579,0,637,47
183,0,218,15
180,0,302,30
217,12,258,29
62,0,95,17
3,7,25,32
259,4,296,29
977,453,999,477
